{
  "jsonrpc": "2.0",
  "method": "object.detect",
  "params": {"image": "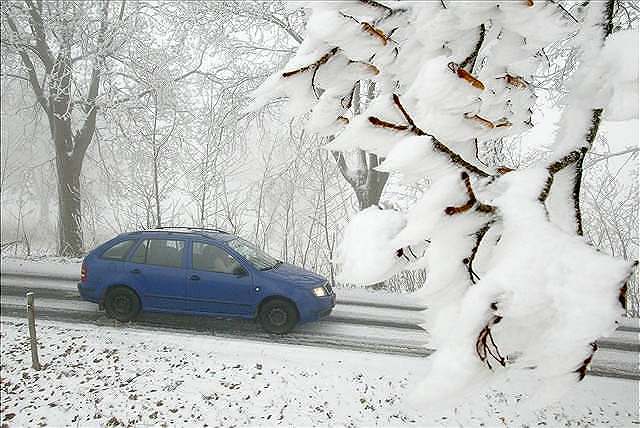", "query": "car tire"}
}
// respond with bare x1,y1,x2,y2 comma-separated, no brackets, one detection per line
104,286,141,322
258,299,298,334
